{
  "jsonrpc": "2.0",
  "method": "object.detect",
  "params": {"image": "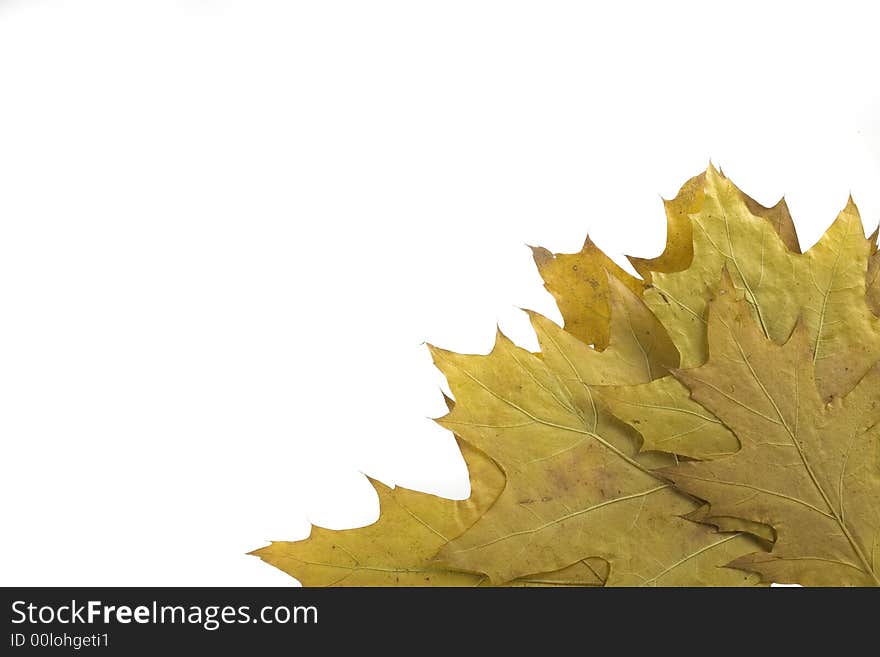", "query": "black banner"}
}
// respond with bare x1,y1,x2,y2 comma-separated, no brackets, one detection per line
1,587,872,653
